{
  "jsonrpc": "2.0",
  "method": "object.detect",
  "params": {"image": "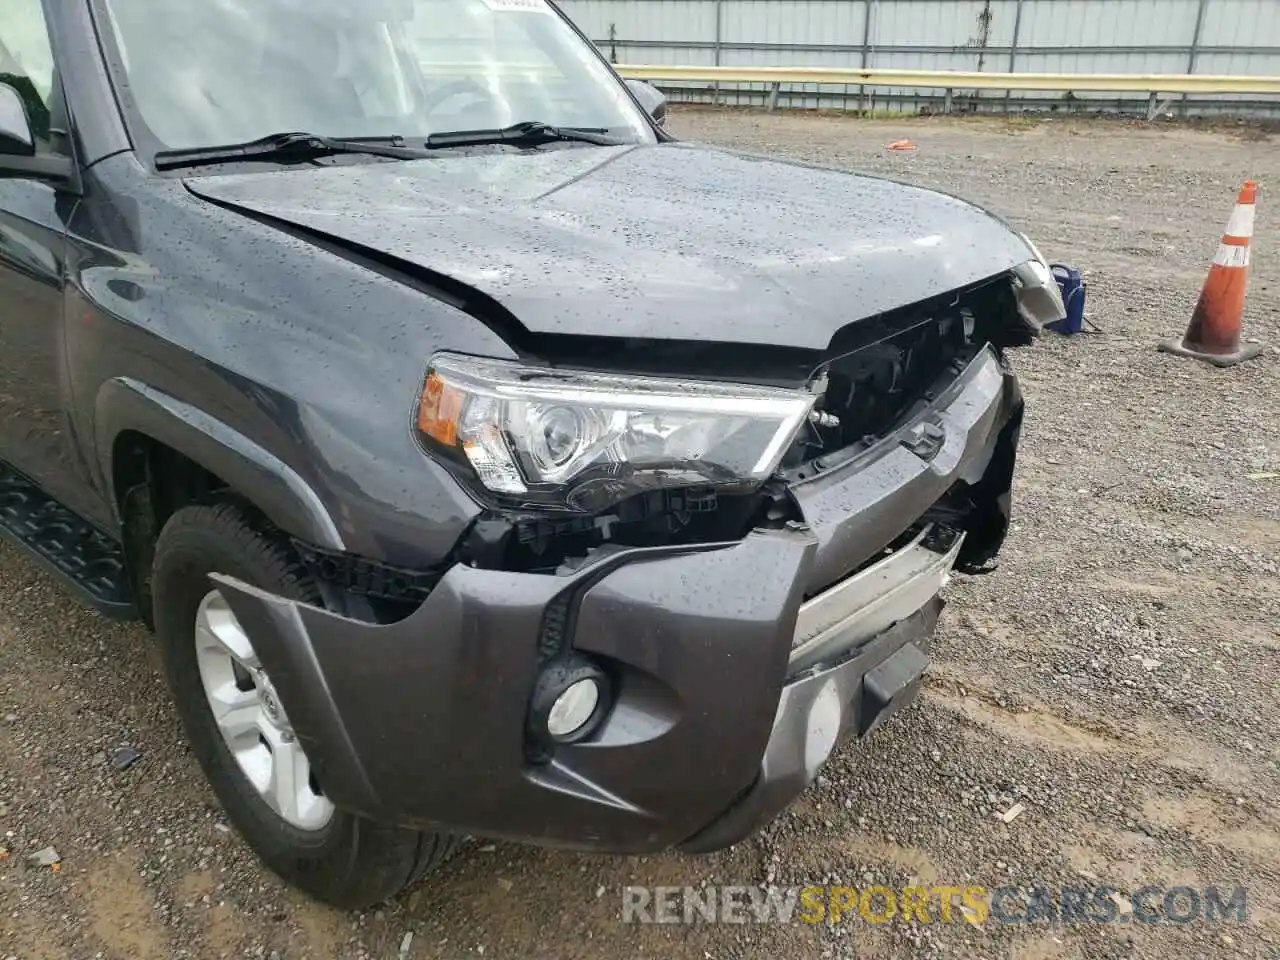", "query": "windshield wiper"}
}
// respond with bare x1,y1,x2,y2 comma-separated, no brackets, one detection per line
425,121,628,150
155,131,429,171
